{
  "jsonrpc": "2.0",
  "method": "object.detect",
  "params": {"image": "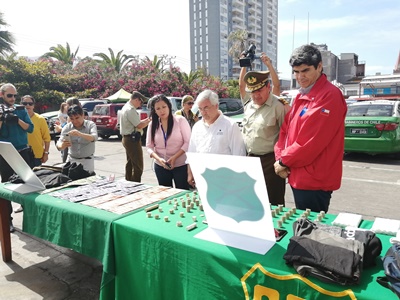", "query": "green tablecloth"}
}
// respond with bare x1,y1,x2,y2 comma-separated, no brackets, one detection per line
105,201,394,300
0,183,123,292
